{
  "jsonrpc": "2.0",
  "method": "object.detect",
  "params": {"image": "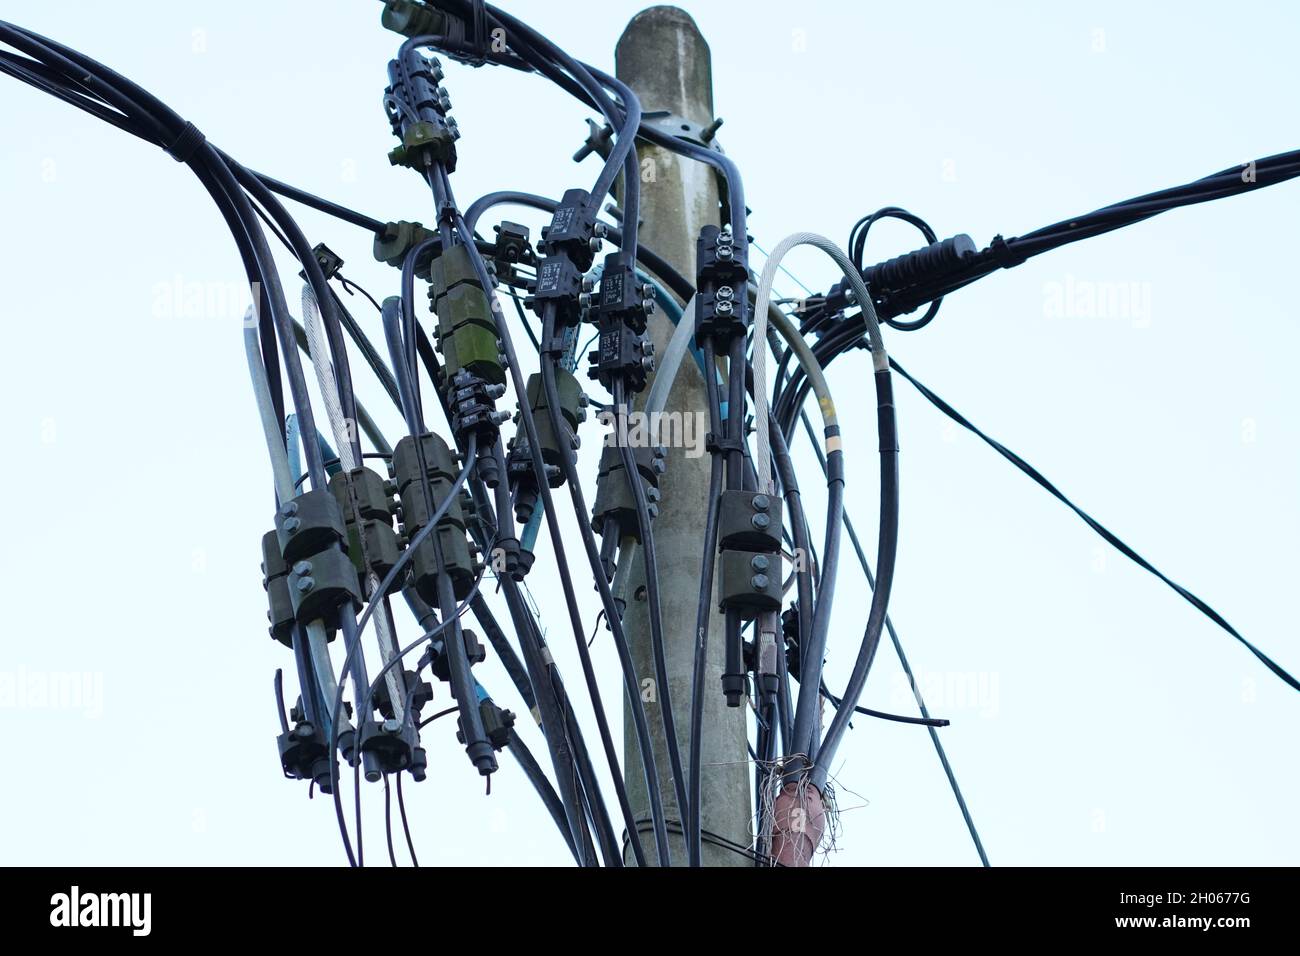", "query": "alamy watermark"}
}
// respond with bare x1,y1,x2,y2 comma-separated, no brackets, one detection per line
596,406,708,459
0,667,103,718
1043,274,1152,328
50,886,150,936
